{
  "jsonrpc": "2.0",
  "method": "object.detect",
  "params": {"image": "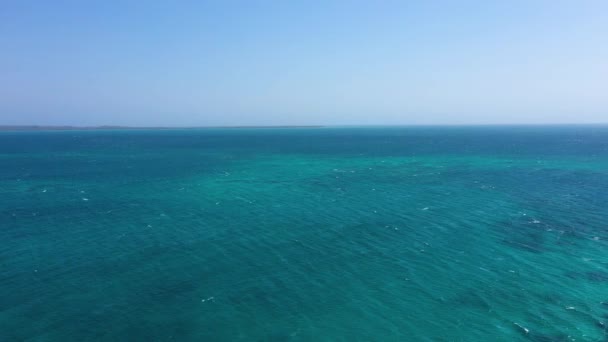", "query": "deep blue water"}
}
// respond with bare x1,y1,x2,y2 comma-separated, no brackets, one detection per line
1,126,608,341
